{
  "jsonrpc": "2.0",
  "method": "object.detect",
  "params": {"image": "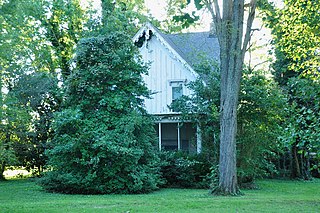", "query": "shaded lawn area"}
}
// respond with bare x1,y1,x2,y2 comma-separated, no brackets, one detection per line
0,178,319,213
